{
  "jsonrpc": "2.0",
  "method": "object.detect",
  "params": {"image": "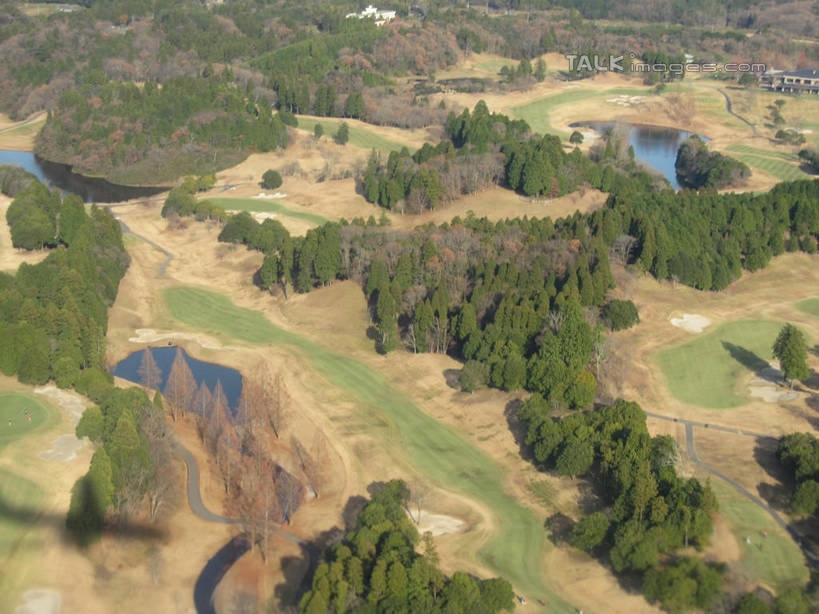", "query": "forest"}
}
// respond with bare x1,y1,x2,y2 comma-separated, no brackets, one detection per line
520,398,723,612
299,480,515,614
163,174,819,410
36,72,289,185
